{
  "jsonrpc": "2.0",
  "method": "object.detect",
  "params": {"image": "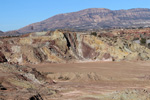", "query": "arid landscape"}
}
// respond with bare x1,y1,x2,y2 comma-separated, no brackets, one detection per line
30,61,150,100
1,1,150,99
1,27,150,99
